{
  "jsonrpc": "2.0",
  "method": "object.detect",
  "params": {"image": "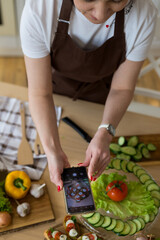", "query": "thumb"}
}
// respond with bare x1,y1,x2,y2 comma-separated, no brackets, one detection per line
53,171,63,191
78,153,91,167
